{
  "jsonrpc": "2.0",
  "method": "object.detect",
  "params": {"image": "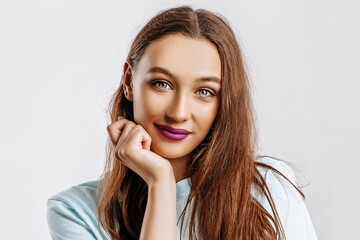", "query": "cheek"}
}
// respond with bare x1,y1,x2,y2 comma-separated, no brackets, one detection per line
133,86,166,124
193,100,219,130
